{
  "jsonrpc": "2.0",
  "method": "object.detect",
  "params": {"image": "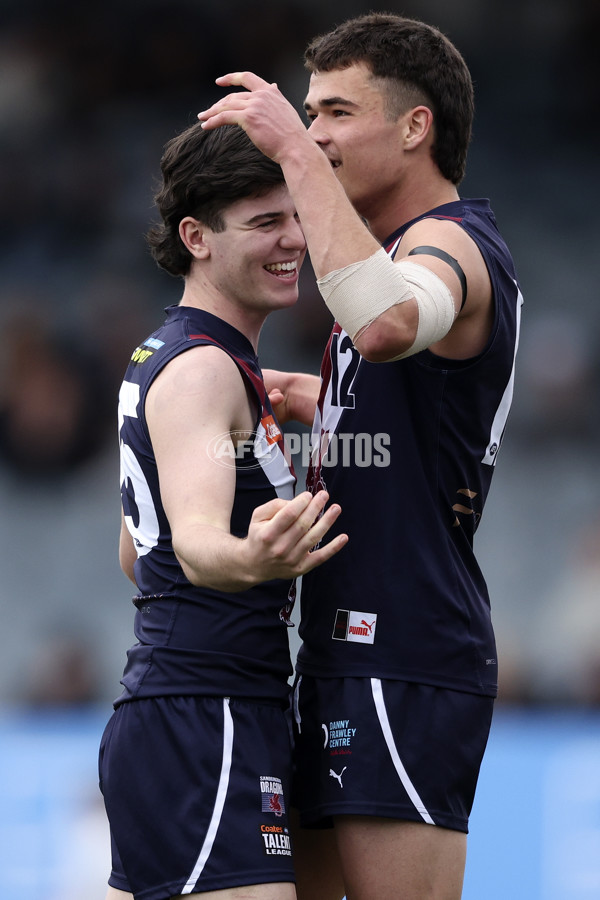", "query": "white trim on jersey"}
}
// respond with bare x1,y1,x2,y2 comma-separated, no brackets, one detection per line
118,380,140,429
389,237,402,258
119,379,160,557
181,698,234,893
254,420,295,500
120,441,160,556
481,282,523,466
370,678,435,826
